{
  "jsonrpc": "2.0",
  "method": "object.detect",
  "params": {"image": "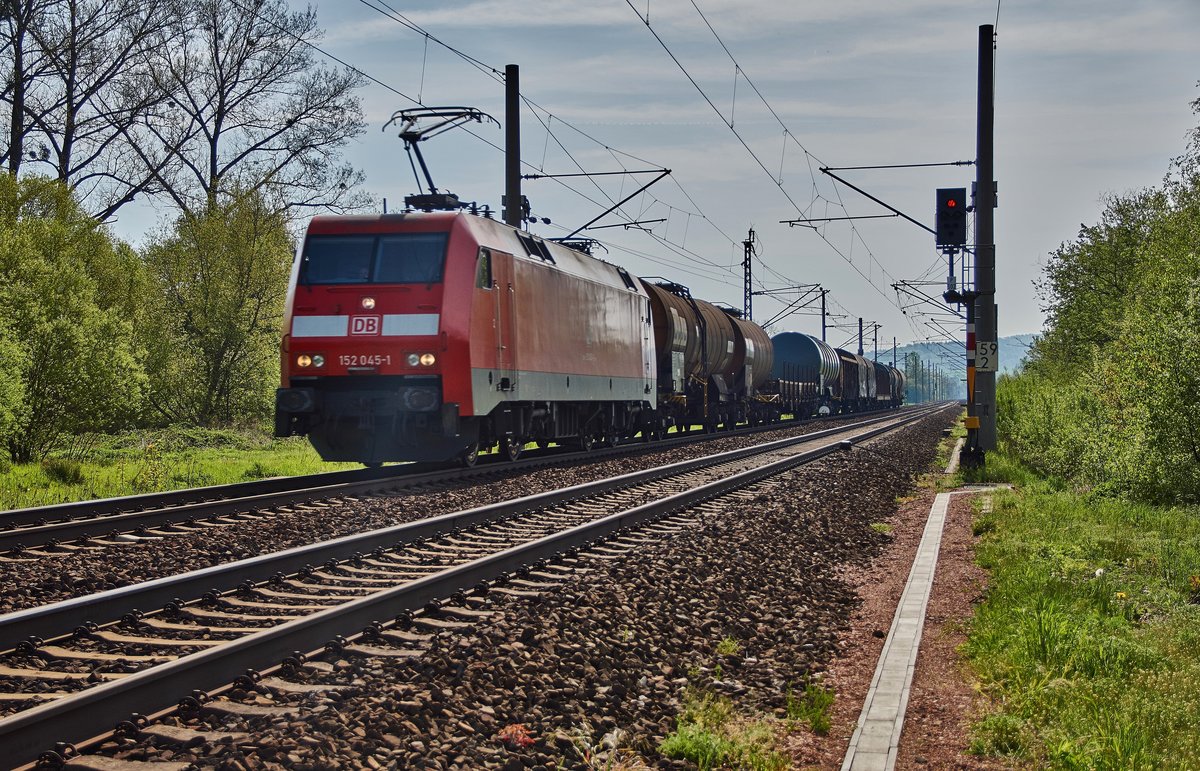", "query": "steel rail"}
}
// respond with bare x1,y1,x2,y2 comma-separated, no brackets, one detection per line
0,408,917,551
0,409,935,653
0,462,409,526
0,404,948,766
